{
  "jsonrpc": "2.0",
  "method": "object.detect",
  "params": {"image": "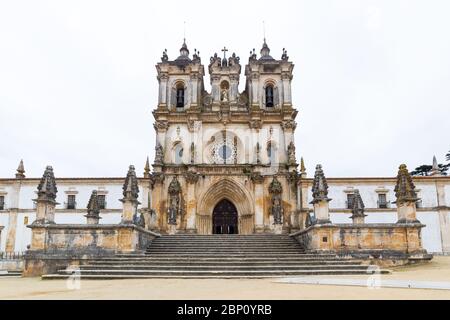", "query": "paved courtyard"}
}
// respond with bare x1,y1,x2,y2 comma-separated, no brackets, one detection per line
1,256,450,300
